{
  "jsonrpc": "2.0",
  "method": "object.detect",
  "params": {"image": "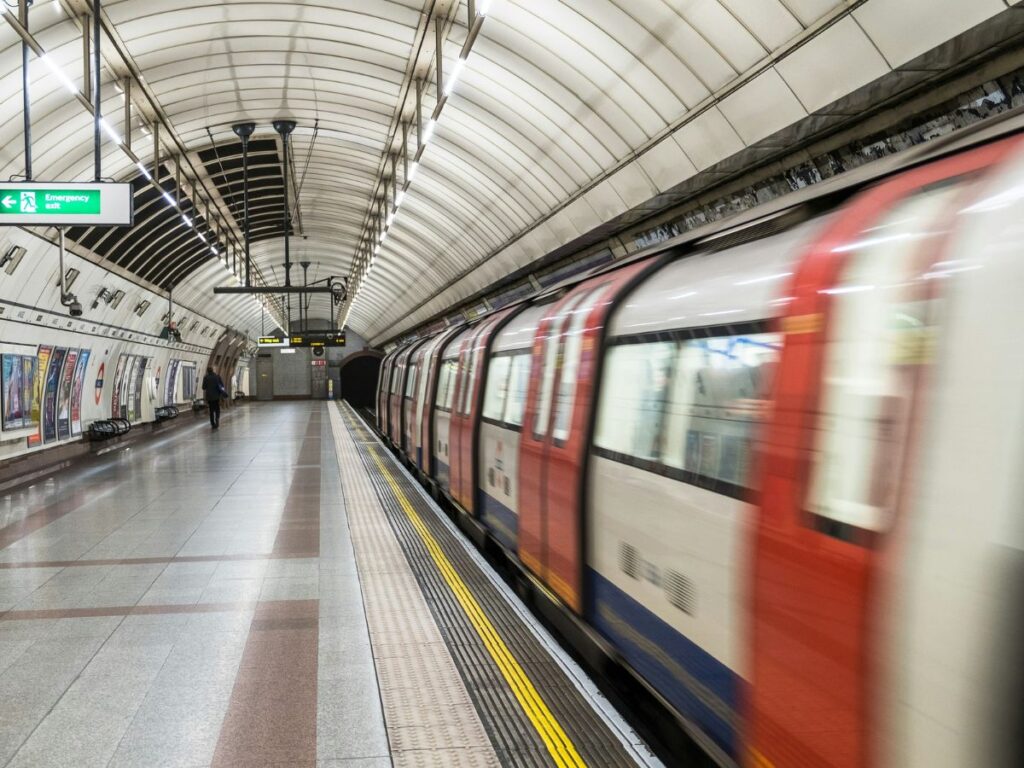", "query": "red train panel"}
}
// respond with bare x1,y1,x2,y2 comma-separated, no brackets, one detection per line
518,260,655,613
449,310,514,514
746,137,1019,768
